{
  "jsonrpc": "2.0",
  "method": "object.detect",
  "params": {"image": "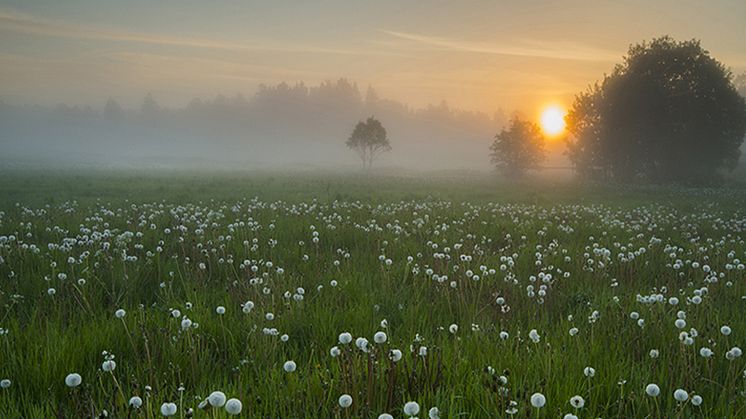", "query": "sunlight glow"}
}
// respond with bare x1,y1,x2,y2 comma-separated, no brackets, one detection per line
540,106,567,137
